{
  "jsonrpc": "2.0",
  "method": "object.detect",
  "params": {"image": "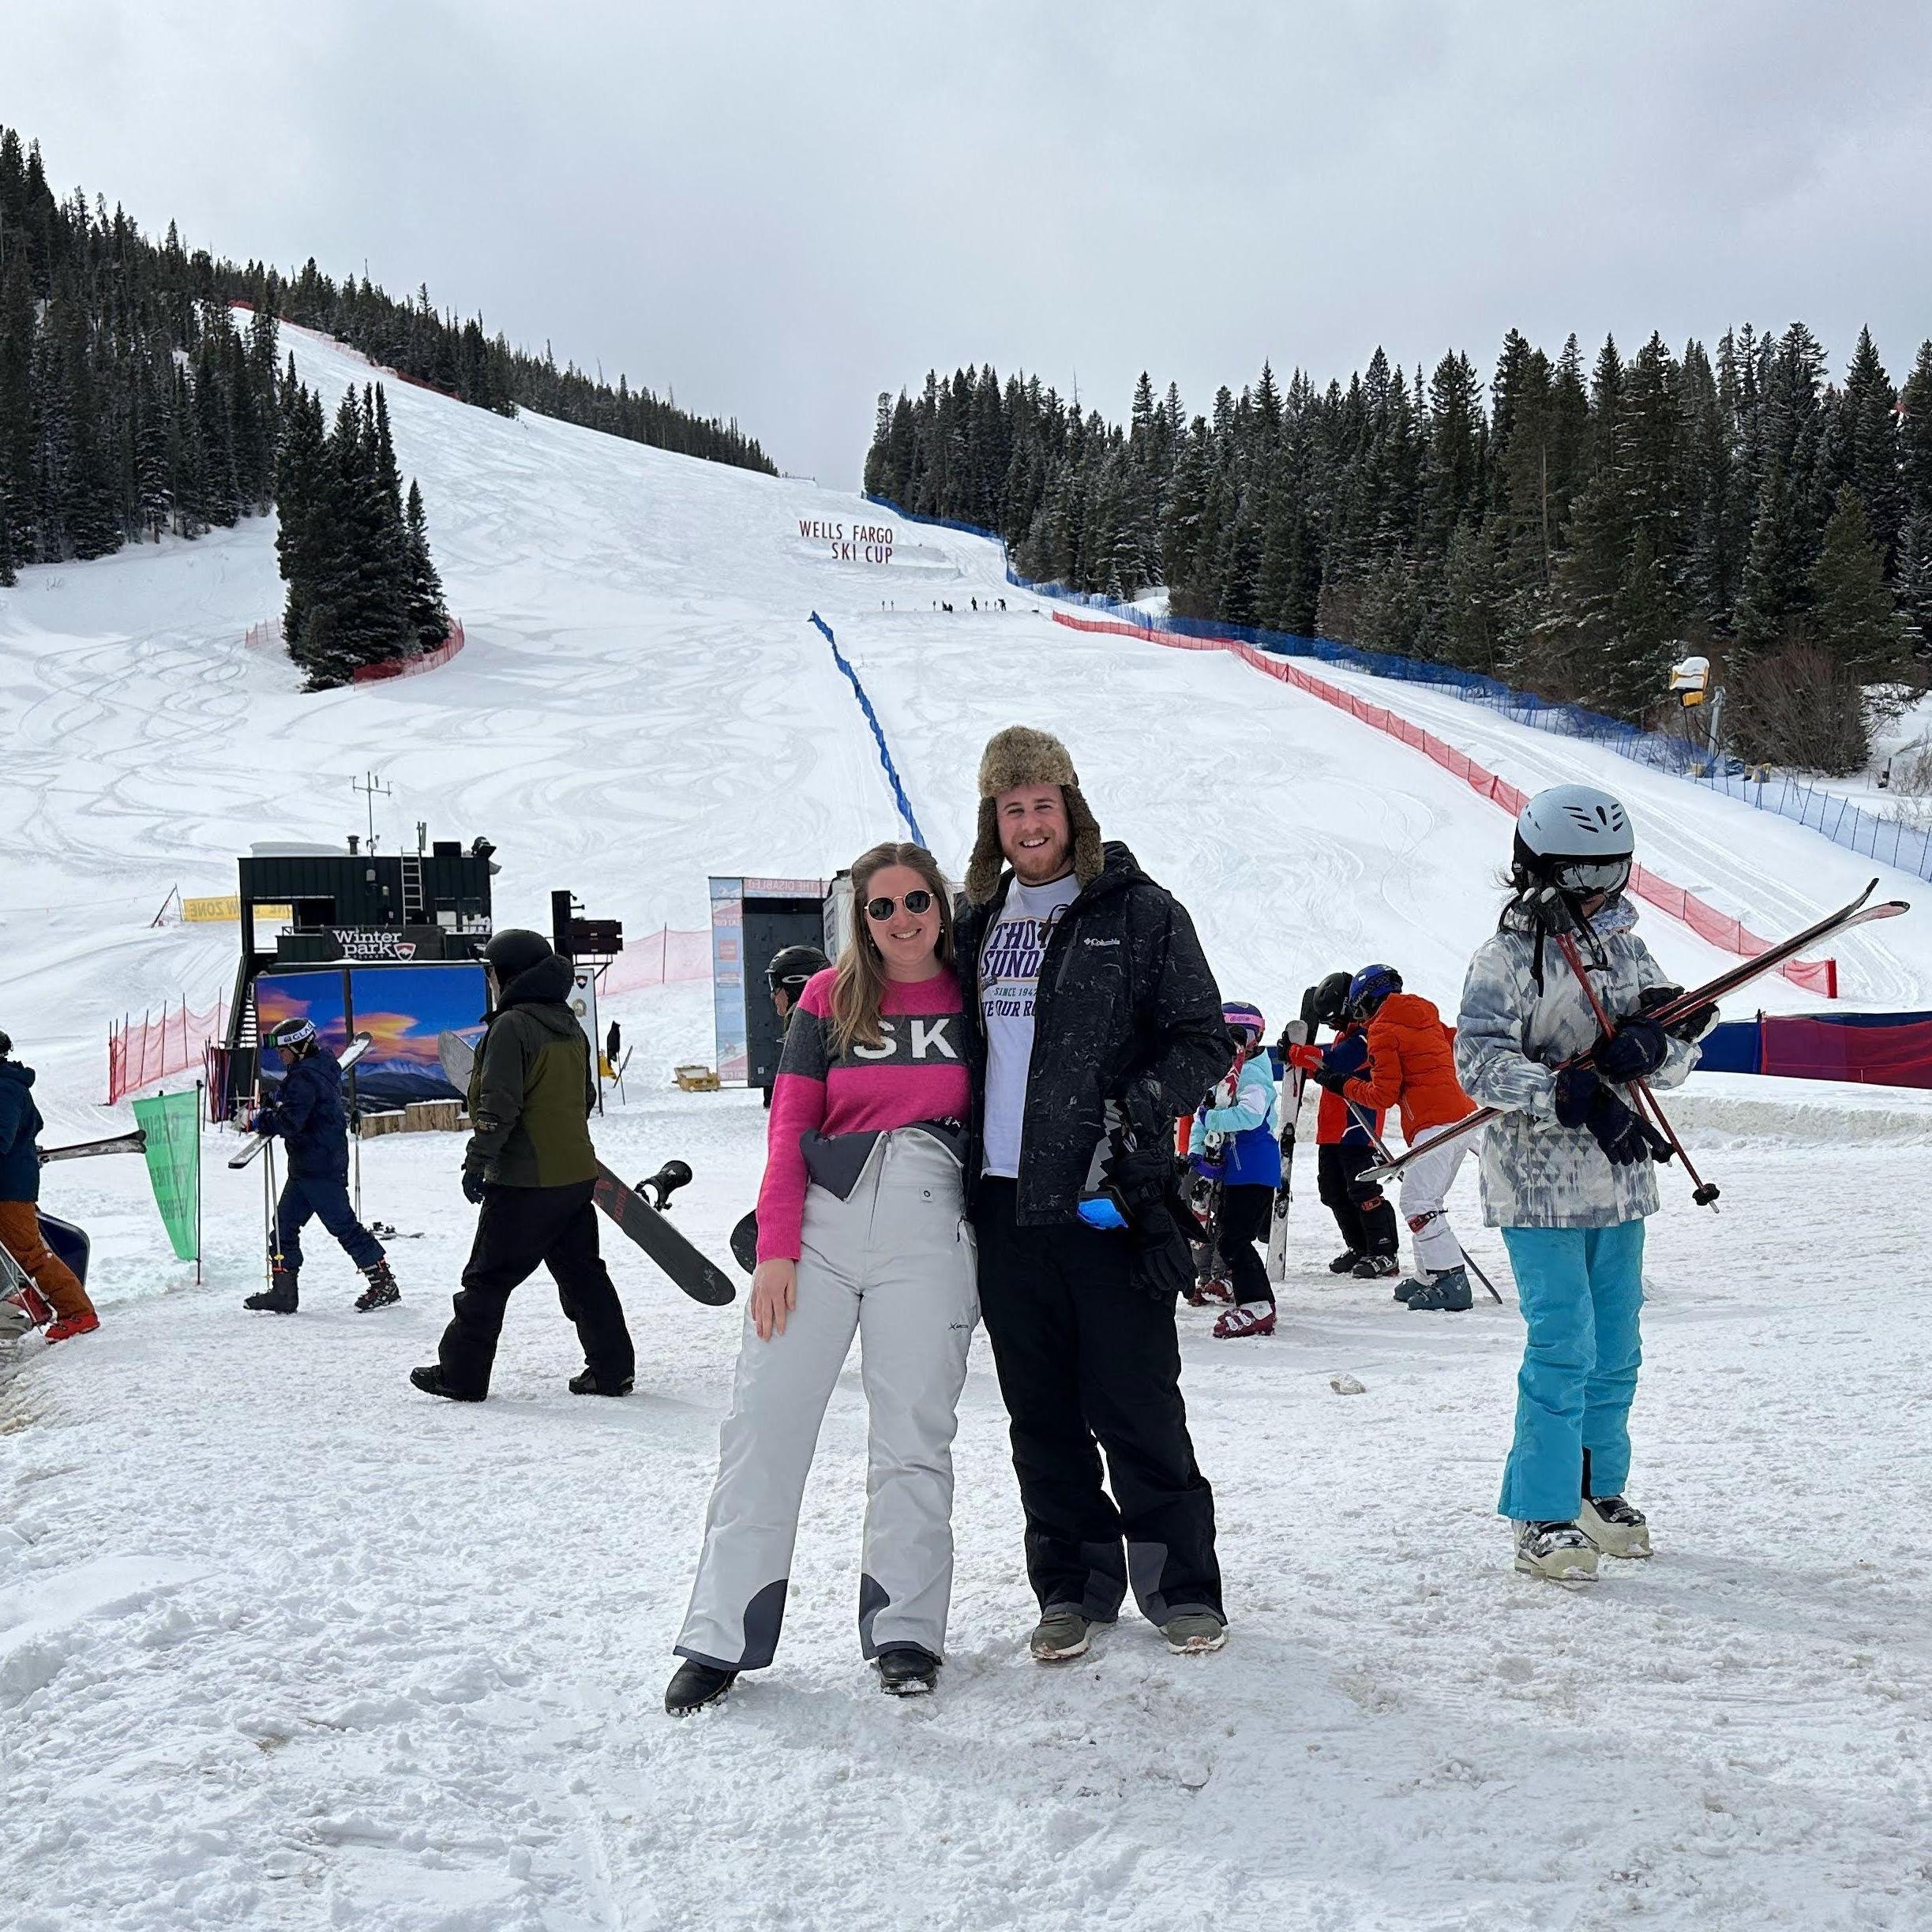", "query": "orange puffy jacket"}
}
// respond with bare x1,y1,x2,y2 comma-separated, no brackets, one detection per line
1339,992,1475,1141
